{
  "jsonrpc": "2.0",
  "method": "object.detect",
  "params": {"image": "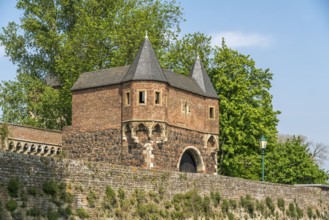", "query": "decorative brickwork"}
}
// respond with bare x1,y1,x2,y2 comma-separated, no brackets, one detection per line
1,123,62,157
